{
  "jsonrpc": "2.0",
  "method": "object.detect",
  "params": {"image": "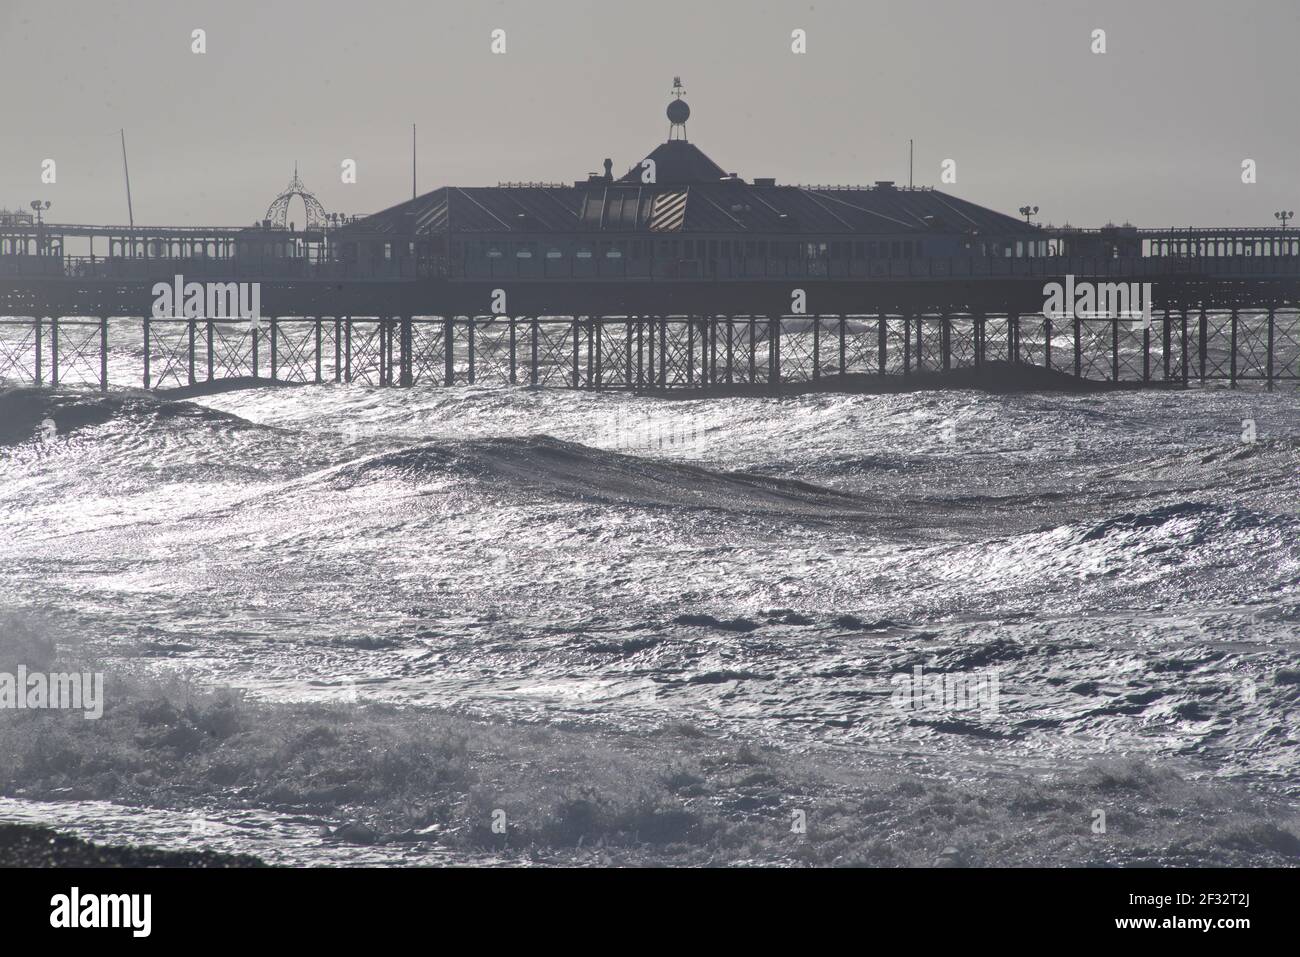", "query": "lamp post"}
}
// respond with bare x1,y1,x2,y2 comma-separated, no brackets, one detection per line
1018,205,1039,225
29,200,51,256
1277,211,1296,257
